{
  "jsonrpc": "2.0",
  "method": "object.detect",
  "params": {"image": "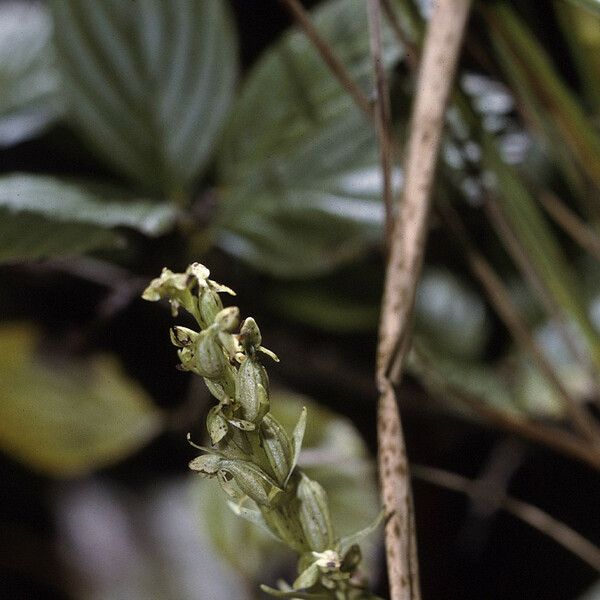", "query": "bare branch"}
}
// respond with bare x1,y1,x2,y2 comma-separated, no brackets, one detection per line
379,0,420,72
411,343,600,470
412,464,600,571
279,0,373,118
368,0,395,249
541,192,600,263
437,202,600,448
484,197,600,405
376,2,471,599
